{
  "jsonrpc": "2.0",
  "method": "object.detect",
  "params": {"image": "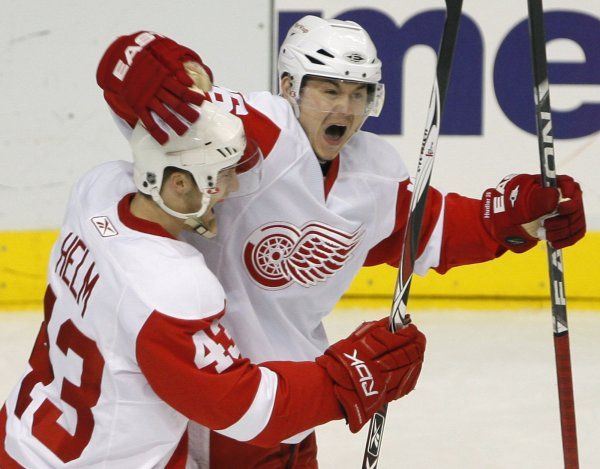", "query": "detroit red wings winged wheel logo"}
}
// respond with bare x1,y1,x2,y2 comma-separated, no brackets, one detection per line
243,221,364,289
